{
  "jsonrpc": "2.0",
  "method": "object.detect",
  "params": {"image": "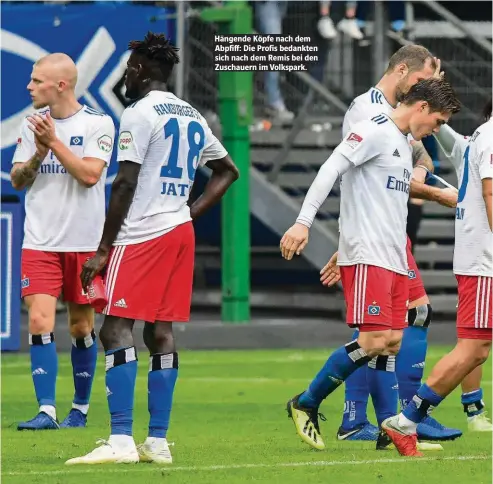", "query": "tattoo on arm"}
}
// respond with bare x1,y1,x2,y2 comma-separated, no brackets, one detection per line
411,141,434,173
11,153,43,188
